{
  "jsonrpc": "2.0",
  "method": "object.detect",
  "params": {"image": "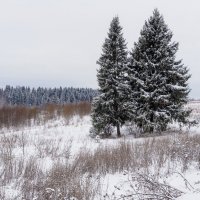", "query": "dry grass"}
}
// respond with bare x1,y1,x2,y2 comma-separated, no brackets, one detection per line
21,133,199,199
0,106,38,128
66,134,200,176
0,102,91,129
0,129,200,199
35,162,99,200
